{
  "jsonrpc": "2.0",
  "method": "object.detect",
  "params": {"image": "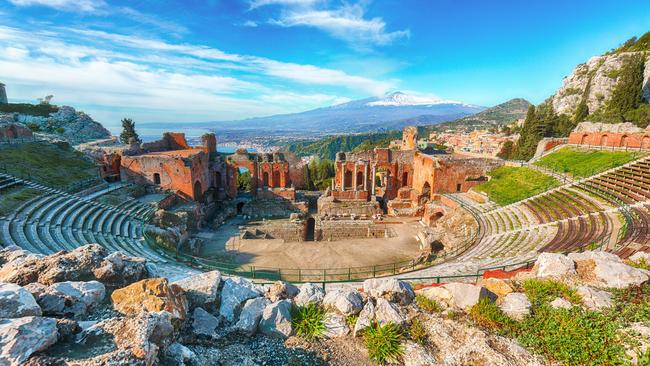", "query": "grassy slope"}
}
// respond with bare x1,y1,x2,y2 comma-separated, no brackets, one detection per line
0,142,99,215
474,166,559,205
534,147,645,178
